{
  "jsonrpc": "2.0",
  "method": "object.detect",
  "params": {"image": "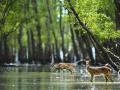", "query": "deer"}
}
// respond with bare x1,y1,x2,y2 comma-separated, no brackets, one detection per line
84,58,113,82
52,63,76,74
